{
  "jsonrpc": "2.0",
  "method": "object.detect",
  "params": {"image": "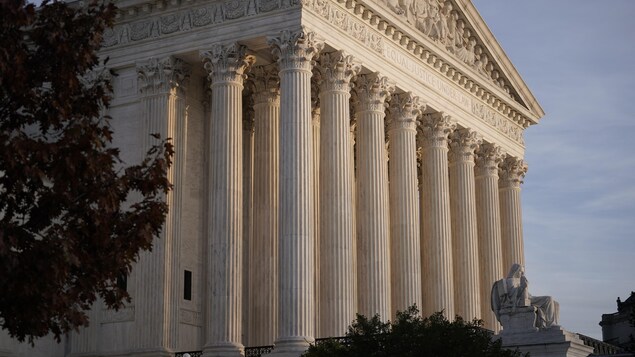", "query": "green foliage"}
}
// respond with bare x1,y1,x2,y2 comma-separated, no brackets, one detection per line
0,0,172,344
304,306,528,357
